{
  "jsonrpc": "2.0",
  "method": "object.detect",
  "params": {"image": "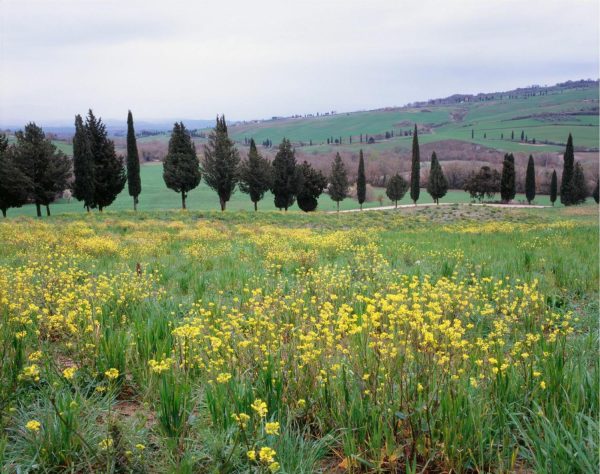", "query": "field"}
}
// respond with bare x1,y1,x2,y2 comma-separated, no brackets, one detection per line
0,204,597,473
4,163,570,218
